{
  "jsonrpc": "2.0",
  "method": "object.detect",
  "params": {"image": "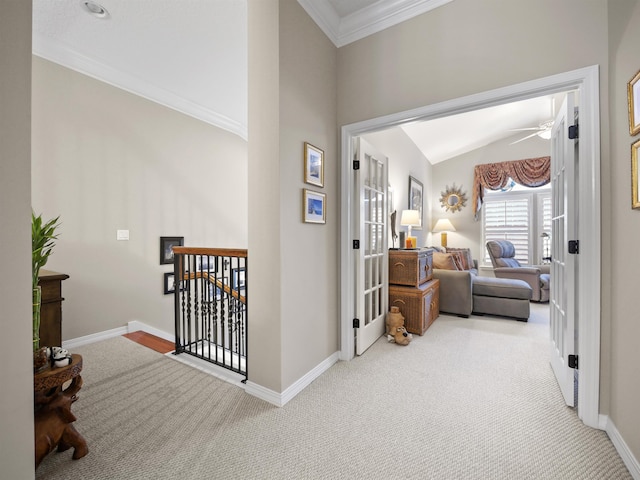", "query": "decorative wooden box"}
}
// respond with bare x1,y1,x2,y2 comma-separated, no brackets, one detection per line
388,248,433,287
389,279,440,336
